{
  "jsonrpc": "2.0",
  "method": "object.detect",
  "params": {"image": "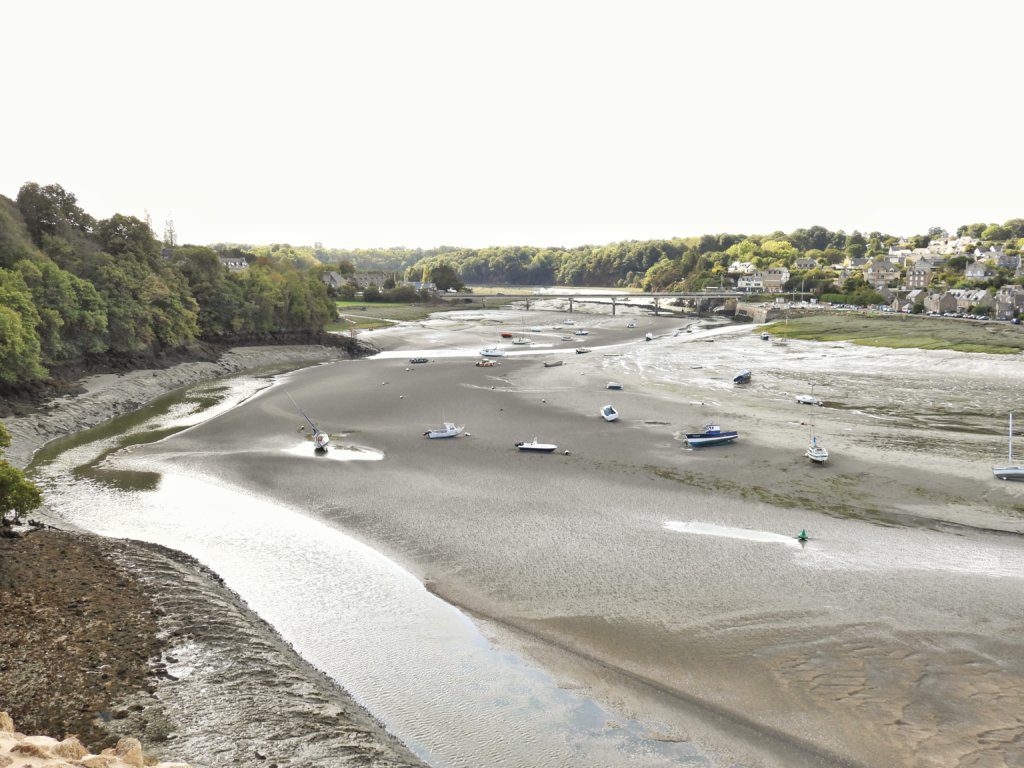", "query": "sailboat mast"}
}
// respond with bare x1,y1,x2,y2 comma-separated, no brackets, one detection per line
1010,412,1014,464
